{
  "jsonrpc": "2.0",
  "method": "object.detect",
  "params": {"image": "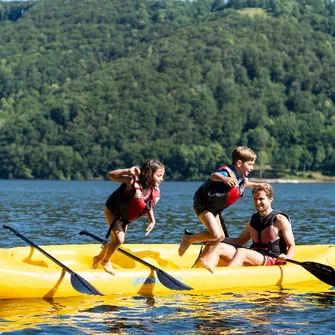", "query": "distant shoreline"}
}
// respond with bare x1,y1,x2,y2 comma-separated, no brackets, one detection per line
0,177,334,183
249,178,335,184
